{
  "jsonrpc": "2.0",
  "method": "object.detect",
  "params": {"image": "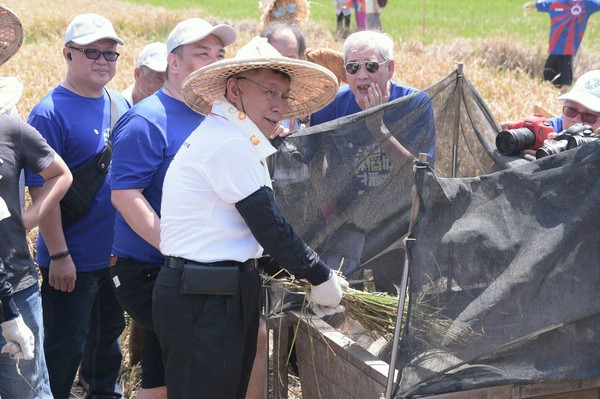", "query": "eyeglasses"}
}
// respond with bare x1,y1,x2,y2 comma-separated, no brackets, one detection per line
272,4,297,17
563,105,599,125
344,59,388,75
68,46,120,62
235,76,294,102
